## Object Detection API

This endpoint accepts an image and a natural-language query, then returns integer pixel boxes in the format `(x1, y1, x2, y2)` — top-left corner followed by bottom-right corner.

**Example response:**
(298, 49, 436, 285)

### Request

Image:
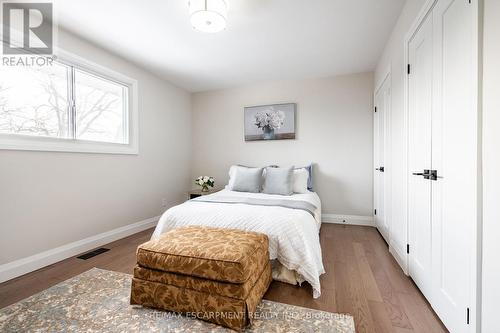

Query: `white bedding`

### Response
(152, 189, 325, 298)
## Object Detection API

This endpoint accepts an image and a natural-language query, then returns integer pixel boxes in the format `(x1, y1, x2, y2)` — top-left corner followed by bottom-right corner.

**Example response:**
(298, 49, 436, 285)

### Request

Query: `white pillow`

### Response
(293, 168, 309, 194)
(227, 165, 237, 189)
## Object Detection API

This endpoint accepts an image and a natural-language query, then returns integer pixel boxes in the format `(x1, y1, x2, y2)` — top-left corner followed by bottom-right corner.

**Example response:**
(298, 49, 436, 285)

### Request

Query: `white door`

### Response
(430, 0, 476, 331)
(407, 11, 434, 302)
(374, 75, 391, 242)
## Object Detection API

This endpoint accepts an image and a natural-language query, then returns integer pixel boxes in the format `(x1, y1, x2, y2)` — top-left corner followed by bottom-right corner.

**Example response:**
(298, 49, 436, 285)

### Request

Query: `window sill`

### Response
(0, 134, 138, 155)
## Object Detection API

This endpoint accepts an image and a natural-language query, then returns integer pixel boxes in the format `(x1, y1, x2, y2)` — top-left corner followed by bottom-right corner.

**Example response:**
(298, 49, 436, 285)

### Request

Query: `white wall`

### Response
(191, 73, 374, 216)
(0, 29, 192, 264)
(374, 0, 427, 265)
(481, 0, 500, 331)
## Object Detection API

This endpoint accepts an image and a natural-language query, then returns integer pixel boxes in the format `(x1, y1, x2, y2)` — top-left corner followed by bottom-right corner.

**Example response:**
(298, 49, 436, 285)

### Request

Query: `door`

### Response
(430, 0, 476, 331)
(407, 11, 434, 301)
(374, 75, 391, 242)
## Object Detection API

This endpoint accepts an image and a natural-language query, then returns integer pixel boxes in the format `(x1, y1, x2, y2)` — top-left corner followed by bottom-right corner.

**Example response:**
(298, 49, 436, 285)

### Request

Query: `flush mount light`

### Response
(188, 0, 227, 33)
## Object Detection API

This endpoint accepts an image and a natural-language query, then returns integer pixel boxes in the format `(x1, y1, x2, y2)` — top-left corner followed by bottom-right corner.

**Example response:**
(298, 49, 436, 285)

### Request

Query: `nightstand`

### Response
(188, 188, 220, 200)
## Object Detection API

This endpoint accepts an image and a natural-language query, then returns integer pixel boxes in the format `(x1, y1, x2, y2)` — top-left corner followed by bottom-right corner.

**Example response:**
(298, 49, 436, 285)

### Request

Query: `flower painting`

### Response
(244, 103, 296, 141)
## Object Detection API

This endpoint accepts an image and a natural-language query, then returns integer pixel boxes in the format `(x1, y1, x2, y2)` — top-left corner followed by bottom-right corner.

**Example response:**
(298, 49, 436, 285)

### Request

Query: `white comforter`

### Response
(152, 189, 325, 298)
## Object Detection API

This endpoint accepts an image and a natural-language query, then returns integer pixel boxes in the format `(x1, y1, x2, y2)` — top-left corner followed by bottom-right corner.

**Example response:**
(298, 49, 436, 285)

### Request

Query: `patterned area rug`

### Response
(0, 268, 354, 332)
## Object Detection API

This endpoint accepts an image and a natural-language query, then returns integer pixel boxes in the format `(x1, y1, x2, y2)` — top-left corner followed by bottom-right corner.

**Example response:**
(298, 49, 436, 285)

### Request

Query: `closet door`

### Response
(374, 75, 391, 242)
(430, 0, 476, 331)
(407, 12, 433, 301)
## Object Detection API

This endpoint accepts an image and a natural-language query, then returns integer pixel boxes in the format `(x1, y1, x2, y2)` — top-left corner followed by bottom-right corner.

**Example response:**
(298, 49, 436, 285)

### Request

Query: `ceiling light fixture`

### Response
(188, 0, 227, 33)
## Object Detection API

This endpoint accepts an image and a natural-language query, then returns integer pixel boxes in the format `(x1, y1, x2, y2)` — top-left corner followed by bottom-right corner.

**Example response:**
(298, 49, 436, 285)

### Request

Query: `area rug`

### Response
(0, 268, 354, 332)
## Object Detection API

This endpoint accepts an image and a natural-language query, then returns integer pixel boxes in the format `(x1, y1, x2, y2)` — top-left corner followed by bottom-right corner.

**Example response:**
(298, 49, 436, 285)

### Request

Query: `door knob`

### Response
(375, 167, 385, 172)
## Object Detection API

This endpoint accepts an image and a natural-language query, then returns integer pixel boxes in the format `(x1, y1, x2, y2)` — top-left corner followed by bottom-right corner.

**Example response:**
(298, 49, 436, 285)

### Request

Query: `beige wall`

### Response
(481, 0, 500, 331)
(0, 30, 192, 264)
(191, 72, 374, 216)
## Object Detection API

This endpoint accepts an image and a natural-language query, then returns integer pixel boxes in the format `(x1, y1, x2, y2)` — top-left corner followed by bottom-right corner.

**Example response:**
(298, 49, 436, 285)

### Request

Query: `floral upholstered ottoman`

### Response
(130, 226, 272, 331)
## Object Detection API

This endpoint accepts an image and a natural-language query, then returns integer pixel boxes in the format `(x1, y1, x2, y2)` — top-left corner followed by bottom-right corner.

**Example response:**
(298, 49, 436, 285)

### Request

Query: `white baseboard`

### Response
(389, 244, 409, 275)
(0, 216, 160, 283)
(322, 214, 375, 227)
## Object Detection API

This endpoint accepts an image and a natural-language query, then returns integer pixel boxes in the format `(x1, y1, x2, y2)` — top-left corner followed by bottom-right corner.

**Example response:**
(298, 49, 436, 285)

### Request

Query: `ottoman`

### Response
(130, 226, 272, 331)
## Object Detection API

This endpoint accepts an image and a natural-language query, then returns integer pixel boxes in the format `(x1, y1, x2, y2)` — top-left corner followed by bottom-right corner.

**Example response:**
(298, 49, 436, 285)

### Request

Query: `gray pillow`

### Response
(263, 166, 294, 195)
(230, 167, 263, 193)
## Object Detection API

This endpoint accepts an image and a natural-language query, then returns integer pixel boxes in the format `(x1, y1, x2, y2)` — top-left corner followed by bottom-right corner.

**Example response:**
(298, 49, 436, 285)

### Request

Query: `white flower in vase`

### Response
(254, 110, 269, 129)
(254, 106, 286, 139)
(194, 176, 215, 192)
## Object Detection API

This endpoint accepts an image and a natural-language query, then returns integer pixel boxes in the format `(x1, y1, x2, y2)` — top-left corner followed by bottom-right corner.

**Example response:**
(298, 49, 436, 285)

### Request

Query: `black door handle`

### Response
(375, 167, 385, 172)
(412, 169, 431, 179)
(429, 170, 443, 181)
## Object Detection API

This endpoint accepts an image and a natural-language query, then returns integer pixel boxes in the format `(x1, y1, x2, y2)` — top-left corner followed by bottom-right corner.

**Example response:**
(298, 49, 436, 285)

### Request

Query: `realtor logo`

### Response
(2, 2, 53, 54)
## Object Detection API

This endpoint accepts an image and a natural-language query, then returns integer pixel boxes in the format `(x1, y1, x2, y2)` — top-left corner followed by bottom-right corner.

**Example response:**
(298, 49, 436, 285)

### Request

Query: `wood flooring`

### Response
(0, 224, 448, 333)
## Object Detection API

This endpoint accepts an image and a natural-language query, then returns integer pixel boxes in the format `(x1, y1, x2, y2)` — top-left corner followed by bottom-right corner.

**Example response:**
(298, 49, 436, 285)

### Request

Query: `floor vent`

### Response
(77, 248, 110, 260)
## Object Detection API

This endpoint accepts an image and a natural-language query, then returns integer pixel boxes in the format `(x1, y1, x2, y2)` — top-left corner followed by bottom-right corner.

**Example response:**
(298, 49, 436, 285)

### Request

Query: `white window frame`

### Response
(0, 48, 139, 155)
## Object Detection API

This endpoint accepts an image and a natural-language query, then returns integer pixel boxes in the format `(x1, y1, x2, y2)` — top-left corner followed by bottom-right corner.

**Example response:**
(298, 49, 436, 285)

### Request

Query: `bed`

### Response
(151, 188, 325, 298)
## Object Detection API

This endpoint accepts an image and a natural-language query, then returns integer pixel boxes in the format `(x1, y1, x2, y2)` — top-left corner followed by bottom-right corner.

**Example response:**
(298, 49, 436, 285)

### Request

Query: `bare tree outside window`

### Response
(75, 69, 126, 144)
(0, 64, 69, 138)
(0, 62, 128, 144)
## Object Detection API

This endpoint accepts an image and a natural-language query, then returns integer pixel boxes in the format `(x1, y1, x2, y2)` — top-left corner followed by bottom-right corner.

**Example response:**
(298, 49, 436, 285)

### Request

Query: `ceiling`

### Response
(56, 0, 406, 92)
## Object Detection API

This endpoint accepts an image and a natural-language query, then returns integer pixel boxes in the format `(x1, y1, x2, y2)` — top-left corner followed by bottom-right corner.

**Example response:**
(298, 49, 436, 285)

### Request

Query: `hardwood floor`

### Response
(0, 224, 448, 333)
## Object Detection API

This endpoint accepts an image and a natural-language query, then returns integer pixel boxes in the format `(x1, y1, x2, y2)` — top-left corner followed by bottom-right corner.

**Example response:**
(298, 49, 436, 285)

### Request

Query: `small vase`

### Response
(262, 126, 276, 140)
(201, 185, 209, 192)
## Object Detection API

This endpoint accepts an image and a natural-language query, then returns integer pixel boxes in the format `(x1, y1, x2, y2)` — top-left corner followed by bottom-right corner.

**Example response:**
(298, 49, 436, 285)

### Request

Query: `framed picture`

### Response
(244, 103, 296, 141)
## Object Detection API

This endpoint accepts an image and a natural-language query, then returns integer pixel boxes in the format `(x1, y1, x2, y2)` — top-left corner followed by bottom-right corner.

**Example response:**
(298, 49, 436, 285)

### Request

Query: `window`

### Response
(0, 64, 70, 138)
(74, 69, 128, 144)
(0, 51, 138, 154)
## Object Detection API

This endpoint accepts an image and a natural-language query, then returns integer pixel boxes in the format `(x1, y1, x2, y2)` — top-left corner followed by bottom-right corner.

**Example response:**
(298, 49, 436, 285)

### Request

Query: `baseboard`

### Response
(322, 214, 375, 227)
(0, 216, 160, 283)
(389, 244, 409, 275)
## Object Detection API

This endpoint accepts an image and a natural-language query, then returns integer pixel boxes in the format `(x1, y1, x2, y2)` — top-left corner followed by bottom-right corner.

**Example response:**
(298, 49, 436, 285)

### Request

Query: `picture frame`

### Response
(244, 103, 296, 141)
